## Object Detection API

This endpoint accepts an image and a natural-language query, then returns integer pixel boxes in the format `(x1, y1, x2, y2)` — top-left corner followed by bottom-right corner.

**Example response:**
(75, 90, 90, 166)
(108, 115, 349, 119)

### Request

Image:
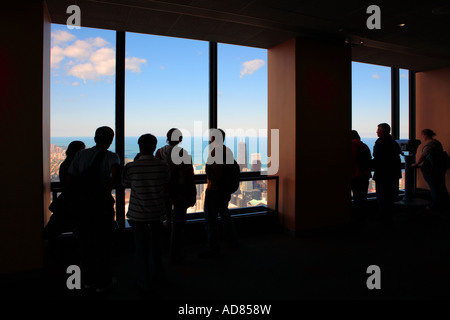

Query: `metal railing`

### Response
(50, 172, 279, 223)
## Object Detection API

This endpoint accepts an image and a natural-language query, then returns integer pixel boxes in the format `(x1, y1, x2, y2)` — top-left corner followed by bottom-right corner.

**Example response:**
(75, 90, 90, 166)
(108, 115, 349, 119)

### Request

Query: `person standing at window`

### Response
(372, 123, 402, 226)
(414, 129, 449, 213)
(155, 128, 196, 264)
(122, 134, 170, 292)
(200, 128, 239, 259)
(351, 130, 372, 226)
(68, 126, 120, 293)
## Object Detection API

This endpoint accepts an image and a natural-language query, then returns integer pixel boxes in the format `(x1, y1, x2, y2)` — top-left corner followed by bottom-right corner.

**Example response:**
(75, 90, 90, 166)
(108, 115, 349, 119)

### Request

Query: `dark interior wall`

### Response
(268, 38, 297, 231)
(268, 37, 352, 233)
(295, 38, 352, 231)
(0, 2, 51, 274)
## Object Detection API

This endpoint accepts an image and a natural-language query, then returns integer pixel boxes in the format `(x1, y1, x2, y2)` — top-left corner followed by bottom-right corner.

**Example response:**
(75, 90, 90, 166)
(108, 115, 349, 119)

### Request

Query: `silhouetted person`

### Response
(155, 128, 196, 264)
(372, 123, 401, 225)
(414, 129, 449, 213)
(351, 130, 372, 225)
(122, 134, 170, 292)
(68, 126, 120, 293)
(59, 140, 86, 188)
(200, 128, 238, 258)
(45, 140, 86, 239)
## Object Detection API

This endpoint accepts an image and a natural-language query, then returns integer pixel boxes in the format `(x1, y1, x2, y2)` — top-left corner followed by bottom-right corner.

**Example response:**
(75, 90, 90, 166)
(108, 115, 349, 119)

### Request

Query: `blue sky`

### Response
(51, 24, 408, 140)
(51, 24, 267, 138)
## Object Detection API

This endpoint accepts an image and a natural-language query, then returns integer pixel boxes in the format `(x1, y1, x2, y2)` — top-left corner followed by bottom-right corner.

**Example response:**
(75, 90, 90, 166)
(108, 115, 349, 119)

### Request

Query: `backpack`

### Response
(70, 149, 108, 202)
(156, 146, 197, 207)
(223, 160, 241, 194)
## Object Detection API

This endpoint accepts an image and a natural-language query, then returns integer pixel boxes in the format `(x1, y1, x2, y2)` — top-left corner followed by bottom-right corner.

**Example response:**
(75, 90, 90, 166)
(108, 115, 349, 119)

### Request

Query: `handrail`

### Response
(50, 172, 279, 219)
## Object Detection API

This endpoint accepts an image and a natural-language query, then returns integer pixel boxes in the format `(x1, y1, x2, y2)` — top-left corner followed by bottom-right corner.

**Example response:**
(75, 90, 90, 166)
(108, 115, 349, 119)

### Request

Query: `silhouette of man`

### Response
(68, 126, 120, 292)
(372, 123, 401, 225)
(200, 128, 238, 258)
(122, 133, 170, 291)
(155, 128, 196, 264)
(351, 130, 372, 225)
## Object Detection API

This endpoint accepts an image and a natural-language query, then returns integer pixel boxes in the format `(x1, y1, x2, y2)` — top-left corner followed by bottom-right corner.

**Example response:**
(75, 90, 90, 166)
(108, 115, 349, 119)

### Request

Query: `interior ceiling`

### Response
(46, 0, 450, 71)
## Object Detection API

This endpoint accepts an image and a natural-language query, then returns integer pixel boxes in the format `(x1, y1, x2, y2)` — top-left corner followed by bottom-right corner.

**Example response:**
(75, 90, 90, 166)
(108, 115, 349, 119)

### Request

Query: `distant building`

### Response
(237, 140, 247, 170)
(250, 153, 262, 171)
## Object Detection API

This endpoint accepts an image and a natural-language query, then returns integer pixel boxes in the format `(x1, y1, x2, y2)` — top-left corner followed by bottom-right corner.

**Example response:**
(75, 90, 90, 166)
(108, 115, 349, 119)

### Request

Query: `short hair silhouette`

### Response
(138, 134, 157, 154)
(377, 123, 391, 134)
(66, 141, 85, 158)
(167, 128, 182, 146)
(421, 128, 436, 138)
(351, 130, 361, 140)
(211, 128, 226, 144)
(95, 126, 115, 146)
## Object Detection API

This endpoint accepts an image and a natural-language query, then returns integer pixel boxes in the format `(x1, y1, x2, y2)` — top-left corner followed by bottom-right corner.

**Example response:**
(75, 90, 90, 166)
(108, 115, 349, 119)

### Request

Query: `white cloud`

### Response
(51, 32, 145, 82)
(91, 47, 116, 76)
(91, 37, 109, 47)
(240, 59, 265, 78)
(372, 72, 380, 79)
(125, 57, 147, 73)
(68, 62, 97, 80)
(64, 39, 93, 60)
(51, 30, 76, 45)
(51, 46, 65, 68)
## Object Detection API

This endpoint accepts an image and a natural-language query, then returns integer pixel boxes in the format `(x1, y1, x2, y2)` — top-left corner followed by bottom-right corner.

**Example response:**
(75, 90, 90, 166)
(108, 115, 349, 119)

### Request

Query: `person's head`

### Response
(66, 140, 85, 159)
(376, 123, 391, 137)
(421, 128, 436, 140)
(351, 130, 361, 140)
(138, 134, 157, 155)
(94, 126, 115, 148)
(210, 128, 226, 145)
(167, 128, 182, 147)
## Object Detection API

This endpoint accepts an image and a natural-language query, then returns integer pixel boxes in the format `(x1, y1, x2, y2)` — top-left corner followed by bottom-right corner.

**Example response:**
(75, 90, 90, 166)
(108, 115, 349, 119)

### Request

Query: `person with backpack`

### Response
(413, 129, 449, 213)
(200, 128, 240, 259)
(155, 128, 197, 264)
(67, 126, 120, 293)
(351, 130, 372, 225)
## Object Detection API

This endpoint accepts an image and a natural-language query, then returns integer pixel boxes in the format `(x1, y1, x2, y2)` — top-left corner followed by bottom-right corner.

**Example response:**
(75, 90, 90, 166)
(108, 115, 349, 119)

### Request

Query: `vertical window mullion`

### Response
(391, 67, 400, 140)
(209, 42, 218, 130)
(115, 30, 126, 229)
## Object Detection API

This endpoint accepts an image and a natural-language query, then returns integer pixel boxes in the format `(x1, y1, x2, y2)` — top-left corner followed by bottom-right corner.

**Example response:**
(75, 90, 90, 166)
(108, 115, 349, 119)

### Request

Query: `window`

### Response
(218, 43, 268, 209)
(399, 69, 409, 139)
(124, 32, 209, 214)
(218, 43, 268, 172)
(50, 24, 116, 182)
(50, 25, 272, 220)
(352, 62, 391, 193)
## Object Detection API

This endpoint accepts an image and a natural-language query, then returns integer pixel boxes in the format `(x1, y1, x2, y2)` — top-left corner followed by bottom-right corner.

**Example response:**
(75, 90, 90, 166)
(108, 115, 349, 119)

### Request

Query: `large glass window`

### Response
(124, 33, 209, 213)
(218, 43, 268, 209)
(50, 24, 116, 182)
(399, 69, 409, 139)
(218, 43, 267, 171)
(51, 25, 271, 217)
(352, 62, 392, 193)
